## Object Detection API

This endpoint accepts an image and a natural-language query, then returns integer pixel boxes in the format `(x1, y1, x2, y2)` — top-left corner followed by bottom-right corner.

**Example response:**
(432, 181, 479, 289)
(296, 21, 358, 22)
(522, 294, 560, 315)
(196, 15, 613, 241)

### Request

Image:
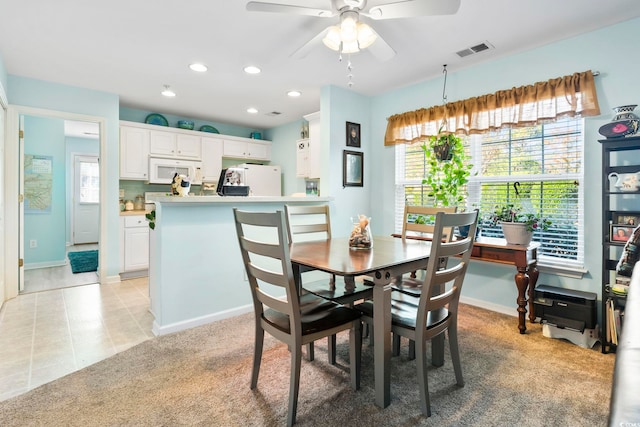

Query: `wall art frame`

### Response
(343, 150, 363, 187)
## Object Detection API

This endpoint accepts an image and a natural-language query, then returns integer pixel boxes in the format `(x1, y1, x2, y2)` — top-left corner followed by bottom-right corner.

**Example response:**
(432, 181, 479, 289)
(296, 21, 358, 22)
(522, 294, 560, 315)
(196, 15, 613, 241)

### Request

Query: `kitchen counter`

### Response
(145, 195, 331, 204)
(119, 210, 150, 216)
(147, 196, 333, 336)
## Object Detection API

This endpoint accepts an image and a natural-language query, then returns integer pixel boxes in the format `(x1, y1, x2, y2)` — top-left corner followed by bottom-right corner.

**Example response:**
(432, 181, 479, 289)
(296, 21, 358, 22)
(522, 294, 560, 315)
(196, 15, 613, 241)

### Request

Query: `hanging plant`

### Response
(422, 132, 471, 207)
(421, 65, 473, 207)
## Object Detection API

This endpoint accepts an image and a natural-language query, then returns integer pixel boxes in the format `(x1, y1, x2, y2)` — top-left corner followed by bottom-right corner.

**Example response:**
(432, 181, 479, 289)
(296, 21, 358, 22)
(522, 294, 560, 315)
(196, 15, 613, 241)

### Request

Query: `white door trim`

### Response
(5, 105, 108, 300)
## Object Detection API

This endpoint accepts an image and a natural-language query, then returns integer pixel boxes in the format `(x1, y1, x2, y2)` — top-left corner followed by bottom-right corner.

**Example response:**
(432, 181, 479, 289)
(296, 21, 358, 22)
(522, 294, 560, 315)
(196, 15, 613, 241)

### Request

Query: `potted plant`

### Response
(489, 203, 551, 245)
(421, 131, 472, 208)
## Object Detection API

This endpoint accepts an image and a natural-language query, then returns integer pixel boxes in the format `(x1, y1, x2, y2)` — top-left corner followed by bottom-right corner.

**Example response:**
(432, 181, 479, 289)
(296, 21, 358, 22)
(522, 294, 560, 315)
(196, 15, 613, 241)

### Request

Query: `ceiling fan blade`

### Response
(365, 0, 461, 20)
(246, 2, 335, 17)
(367, 29, 396, 61)
(290, 27, 331, 59)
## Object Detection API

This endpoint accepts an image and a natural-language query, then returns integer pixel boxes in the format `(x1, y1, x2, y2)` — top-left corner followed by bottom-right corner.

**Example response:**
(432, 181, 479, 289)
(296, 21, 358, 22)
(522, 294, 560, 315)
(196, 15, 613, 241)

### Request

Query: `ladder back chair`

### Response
(233, 208, 362, 426)
(356, 210, 479, 417)
(285, 204, 373, 363)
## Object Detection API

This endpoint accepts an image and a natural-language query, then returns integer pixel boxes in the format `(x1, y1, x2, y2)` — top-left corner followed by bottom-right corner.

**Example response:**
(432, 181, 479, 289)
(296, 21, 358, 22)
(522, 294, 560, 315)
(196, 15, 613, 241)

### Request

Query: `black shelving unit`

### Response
(601, 135, 640, 353)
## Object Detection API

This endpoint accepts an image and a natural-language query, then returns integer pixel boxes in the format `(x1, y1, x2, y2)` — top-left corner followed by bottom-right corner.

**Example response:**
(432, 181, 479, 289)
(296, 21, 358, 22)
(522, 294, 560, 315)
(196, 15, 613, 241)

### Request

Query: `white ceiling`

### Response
(2, 0, 640, 130)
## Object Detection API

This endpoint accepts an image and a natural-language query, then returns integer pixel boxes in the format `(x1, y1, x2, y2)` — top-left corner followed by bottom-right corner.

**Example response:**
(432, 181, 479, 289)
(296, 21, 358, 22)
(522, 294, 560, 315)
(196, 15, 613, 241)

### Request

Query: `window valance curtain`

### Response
(384, 70, 600, 146)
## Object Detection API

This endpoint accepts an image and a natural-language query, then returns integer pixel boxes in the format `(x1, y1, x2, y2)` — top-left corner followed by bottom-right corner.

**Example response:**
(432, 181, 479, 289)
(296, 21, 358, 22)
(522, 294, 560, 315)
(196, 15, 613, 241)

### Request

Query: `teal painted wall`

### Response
(7, 75, 121, 278)
(23, 116, 66, 265)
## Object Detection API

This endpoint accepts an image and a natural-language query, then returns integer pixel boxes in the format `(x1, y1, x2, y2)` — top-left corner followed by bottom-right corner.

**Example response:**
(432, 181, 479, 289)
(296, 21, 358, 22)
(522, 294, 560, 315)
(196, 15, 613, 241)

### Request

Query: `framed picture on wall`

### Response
(346, 121, 361, 147)
(343, 150, 363, 187)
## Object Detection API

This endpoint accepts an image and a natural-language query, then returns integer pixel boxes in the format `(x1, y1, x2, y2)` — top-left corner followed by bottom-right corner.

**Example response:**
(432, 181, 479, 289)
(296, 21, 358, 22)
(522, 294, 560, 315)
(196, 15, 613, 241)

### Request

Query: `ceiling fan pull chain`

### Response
(347, 56, 354, 87)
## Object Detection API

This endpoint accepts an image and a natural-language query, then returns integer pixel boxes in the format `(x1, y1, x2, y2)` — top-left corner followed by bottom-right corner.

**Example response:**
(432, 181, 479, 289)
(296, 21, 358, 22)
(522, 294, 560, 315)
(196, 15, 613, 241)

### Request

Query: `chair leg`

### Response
(408, 339, 416, 360)
(328, 334, 337, 365)
(448, 322, 464, 386)
(288, 343, 303, 427)
(251, 326, 264, 389)
(349, 320, 362, 390)
(415, 336, 432, 417)
(306, 342, 314, 361)
(392, 333, 400, 356)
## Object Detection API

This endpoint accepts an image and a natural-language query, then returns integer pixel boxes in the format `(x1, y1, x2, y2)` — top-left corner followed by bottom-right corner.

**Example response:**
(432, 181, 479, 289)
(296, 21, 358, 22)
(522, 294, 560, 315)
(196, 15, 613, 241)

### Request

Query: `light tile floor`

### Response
(0, 278, 153, 402)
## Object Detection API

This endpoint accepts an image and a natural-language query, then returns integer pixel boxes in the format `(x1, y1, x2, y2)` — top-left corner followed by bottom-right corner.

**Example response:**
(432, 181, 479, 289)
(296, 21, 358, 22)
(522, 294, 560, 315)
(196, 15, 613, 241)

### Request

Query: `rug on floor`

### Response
(68, 250, 98, 273)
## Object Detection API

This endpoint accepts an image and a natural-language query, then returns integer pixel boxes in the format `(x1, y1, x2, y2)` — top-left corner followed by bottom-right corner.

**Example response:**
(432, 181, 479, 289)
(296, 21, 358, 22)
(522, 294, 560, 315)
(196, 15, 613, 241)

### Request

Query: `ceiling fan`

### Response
(246, 0, 461, 61)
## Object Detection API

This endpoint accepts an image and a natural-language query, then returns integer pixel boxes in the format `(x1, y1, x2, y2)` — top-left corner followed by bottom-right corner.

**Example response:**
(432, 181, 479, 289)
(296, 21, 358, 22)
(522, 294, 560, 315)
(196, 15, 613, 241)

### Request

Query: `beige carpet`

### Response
(0, 304, 614, 426)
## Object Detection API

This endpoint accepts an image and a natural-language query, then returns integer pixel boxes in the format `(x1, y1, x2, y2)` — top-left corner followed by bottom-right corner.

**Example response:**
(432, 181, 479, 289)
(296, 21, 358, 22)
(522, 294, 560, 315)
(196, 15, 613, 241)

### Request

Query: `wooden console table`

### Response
(392, 234, 540, 334)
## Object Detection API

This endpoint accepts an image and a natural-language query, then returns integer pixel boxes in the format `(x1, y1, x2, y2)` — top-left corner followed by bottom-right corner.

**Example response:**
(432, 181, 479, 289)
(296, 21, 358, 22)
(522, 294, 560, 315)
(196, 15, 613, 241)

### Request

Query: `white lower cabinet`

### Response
(120, 215, 149, 274)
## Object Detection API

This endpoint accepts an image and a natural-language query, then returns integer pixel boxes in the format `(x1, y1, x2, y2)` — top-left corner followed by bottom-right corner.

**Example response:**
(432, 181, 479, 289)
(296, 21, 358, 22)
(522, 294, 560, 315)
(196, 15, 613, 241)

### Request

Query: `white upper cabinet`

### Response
(296, 139, 309, 178)
(304, 111, 321, 179)
(201, 137, 223, 182)
(222, 139, 271, 160)
(120, 126, 149, 180)
(149, 130, 201, 159)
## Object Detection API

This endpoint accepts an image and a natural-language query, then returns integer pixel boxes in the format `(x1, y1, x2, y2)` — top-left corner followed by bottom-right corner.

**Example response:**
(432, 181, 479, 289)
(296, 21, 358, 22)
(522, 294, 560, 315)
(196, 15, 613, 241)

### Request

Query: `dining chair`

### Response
(356, 210, 478, 417)
(392, 205, 457, 293)
(285, 204, 373, 363)
(233, 208, 362, 427)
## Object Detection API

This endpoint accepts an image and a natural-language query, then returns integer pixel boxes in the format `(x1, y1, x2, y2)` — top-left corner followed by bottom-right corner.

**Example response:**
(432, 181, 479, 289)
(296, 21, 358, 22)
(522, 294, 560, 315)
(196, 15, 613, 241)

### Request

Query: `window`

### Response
(395, 117, 584, 269)
(79, 160, 100, 203)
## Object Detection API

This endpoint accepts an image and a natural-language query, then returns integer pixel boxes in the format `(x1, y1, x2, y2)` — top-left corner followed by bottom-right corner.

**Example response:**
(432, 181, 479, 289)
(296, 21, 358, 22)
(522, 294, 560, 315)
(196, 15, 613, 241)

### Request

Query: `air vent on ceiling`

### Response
(456, 41, 494, 58)
(265, 111, 282, 116)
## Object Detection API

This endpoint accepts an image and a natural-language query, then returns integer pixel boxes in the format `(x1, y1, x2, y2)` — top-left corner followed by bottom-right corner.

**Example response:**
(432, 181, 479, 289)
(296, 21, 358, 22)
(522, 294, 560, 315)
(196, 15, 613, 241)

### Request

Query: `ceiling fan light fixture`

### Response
(356, 22, 376, 49)
(322, 26, 342, 51)
(341, 39, 360, 54)
(339, 12, 359, 43)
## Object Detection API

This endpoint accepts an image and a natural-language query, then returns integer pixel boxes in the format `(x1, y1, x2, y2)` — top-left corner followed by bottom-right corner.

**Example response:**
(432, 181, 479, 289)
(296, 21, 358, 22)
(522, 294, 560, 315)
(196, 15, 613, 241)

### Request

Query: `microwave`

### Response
(148, 157, 203, 185)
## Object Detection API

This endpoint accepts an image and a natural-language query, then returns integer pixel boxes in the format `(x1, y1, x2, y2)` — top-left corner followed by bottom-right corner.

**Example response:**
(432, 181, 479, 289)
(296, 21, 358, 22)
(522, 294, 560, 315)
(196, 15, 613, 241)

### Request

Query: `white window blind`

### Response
(396, 117, 584, 268)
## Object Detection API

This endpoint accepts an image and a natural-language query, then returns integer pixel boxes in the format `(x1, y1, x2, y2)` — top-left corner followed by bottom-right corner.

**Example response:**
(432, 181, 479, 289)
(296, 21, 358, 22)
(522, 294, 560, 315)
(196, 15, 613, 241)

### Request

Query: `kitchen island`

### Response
(145, 195, 332, 335)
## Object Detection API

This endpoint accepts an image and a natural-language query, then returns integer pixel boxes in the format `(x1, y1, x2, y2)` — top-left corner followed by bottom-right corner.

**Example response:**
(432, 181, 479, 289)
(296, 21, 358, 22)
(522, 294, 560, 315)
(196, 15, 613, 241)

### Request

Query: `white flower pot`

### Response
(500, 222, 533, 245)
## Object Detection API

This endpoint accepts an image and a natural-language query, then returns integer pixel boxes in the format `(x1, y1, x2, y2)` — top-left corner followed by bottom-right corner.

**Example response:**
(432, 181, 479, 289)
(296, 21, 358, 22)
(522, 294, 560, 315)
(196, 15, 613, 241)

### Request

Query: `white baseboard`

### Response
(460, 296, 518, 318)
(152, 304, 254, 336)
(24, 260, 66, 270)
(102, 275, 122, 285)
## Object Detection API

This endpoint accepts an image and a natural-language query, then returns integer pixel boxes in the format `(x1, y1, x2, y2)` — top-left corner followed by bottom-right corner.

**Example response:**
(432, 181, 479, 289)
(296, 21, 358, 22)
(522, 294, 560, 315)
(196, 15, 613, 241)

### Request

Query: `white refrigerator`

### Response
(234, 163, 282, 196)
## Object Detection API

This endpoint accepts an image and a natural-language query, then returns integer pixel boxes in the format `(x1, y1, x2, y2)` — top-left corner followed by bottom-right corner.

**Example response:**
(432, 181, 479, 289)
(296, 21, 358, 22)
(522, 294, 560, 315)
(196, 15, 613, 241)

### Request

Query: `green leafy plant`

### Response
(421, 132, 472, 207)
(489, 204, 551, 232)
(145, 210, 156, 230)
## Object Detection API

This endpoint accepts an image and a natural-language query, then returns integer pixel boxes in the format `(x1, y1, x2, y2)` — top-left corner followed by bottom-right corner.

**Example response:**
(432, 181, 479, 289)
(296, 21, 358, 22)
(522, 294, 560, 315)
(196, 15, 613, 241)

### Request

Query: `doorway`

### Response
(21, 117, 101, 293)
(3, 107, 106, 299)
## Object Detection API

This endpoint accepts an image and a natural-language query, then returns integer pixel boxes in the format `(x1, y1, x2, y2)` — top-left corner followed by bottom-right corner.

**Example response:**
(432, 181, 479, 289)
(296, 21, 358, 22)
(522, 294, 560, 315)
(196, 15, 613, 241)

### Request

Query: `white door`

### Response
(73, 155, 99, 244)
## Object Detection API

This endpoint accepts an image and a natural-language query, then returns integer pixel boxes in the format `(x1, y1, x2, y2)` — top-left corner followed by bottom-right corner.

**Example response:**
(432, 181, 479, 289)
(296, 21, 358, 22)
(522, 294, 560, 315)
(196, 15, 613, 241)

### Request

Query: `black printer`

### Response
(533, 284, 597, 332)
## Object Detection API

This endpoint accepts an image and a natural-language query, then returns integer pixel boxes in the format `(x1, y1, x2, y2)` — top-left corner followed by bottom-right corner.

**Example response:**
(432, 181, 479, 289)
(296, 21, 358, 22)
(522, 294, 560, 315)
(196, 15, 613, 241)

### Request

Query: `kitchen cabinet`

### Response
(119, 126, 149, 180)
(296, 139, 309, 178)
(120, 214, 149, 274)
(149, 130, 201, 159)
(223, 139, 271, 160)
(201, 137, 223, 182)
(304, 111, 321, 179)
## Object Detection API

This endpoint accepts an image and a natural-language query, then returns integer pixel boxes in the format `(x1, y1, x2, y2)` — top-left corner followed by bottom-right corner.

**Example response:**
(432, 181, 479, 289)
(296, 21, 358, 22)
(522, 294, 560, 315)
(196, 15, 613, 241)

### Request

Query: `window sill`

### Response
(537, 262, 587, 279)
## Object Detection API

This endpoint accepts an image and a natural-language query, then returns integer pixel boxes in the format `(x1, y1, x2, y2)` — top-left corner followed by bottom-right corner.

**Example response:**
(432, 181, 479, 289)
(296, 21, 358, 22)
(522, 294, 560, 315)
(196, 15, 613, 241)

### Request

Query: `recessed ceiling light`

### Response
(287, 90, 302, 97)
(189, 63, 208, 72)
(161, 85, 176, 97)
(244, 66, 261, 75)
(247, 107, 258, 114)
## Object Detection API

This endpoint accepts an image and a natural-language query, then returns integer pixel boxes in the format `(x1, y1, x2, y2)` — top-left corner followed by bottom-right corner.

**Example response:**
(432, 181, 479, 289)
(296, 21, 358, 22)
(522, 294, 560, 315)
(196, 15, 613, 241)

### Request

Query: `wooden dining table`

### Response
(290, 235, 434, 409)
